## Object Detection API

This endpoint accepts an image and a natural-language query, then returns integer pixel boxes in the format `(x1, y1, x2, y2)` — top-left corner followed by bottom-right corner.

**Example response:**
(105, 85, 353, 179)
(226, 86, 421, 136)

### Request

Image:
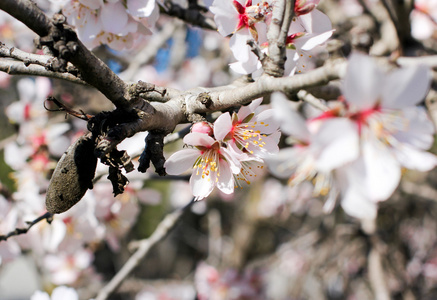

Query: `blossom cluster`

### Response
(164, 99, 280, 200)
(268, 53, 437, 220)
(0, 77, 161, 290)
(210, 0, 333, 75)
(57, 0, 159, 50)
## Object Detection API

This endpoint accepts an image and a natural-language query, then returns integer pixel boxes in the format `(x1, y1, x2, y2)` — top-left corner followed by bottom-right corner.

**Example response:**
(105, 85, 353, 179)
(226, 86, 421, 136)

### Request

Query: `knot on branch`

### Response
(138, 132, 166, 176)
(129, 81, 167, 99)
(35, 13, 79, 73)
(196, 92, 212, 108)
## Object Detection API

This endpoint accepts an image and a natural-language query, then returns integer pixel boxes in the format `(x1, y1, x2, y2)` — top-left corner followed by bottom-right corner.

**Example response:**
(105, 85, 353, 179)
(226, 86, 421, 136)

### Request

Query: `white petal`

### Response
(394, 144, 437, 172)
(343, 53, 383, 110)
(297, 31, 333, 51)
(30, 291, 50, 300)
(382, 65, 431, 109)
(271, 93, 311, 142)
(216, 160, 235, 194)
(213, 112, 233, 141)
(230, 27, 252, 62)
(298, 9, 332, 33)
(51, 286, 79, 300)
(361, 140, 401, 202)
(237, 98, 262, 121)
(127, 0, 155, 18)
(267, 147, 306, 178)
(164, 149, 199, 175)
(100, 2, 128, 34)
(190, 170, 215, 200)
(210, 0, 238, 36)
(313, 118, 360, 172)
(335, 167, 378, 220)
(221, 147, 242, 174)
(340, 187, 378, 220)
(229, 57, 261, 75)
(252, 109, 281, 134)
(392, 107, 435, 149)
(183, 132, 215, 147)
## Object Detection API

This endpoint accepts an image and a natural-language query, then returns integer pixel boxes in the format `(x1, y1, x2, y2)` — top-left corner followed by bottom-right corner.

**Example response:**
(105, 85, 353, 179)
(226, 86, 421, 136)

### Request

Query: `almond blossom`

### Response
(282, 9, 333, 76)
(327, 53, 437, 219)
(164, 132, 241, 200)
(210, 0, 272, 74)
(213, 98, 280, 157)
(268, 54, 437, 220)
(227, 2, 333, 75)
(61, 0, 159, 50)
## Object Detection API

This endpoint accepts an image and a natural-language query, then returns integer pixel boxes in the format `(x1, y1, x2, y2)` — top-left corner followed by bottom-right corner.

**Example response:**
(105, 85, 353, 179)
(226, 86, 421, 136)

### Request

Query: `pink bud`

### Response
(191, 122, 214, 136)
(295, 0, 320, 16)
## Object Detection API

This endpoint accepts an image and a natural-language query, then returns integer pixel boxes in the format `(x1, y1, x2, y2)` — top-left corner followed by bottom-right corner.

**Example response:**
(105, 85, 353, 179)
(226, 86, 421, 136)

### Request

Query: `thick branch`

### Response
(264, 0, 295, 77)
(0, 0, 130, 109)
(161, 1, 217, 31)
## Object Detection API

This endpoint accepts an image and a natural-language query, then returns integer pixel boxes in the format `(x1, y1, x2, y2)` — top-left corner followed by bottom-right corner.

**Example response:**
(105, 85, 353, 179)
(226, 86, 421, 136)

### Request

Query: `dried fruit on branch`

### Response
(45, 133, 97, 214)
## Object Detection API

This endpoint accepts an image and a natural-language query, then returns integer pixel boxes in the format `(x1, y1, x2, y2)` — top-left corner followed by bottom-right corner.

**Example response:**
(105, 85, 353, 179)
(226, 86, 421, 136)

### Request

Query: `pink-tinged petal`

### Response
(213, 113, 233, 141)
(252, 109, 281, 134)
(210, 0, 239, 36)
(183, 132, 216, 147)
(100, 2, 128, 34)
(343, 53, 384, 110)
(190, 170, 215, 200)
(381, 65, 431, 109)
(237, 98, 262, 121)
(394, 144, 437, 172)
(164, 149, 200, 175)
(391, 107, 435, 149)
(298, 9, 332, 33)
(361, 140, 401, 202)
(312, 118, 360, 172)
(216, 160, 235, 194)
(271, 93, 311, 143)
(221, 147, 242, 173)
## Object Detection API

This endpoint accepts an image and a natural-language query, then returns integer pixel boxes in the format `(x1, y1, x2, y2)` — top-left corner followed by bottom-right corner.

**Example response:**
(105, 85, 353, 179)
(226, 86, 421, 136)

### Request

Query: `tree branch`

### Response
(95, 199, 194, 300)
(161, 1, 217, 31)
(264, 0, 295, 77)
(0, 58, 86, 84)
(0, 212, 53, 242)
(0, 0, 131, 109)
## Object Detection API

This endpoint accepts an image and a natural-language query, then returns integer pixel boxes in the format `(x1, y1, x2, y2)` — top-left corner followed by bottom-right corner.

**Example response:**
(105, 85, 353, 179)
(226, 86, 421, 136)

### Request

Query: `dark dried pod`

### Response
(46, 133, 97, 214)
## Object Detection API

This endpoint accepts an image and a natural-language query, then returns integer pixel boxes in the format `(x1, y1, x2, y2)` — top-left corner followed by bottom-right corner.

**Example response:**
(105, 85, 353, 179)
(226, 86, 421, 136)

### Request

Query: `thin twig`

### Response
(297, 90, 329, 111)
(0, 212, 53, 242)
(95, 199, 195, 300)
(0, 58, 86, 84)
